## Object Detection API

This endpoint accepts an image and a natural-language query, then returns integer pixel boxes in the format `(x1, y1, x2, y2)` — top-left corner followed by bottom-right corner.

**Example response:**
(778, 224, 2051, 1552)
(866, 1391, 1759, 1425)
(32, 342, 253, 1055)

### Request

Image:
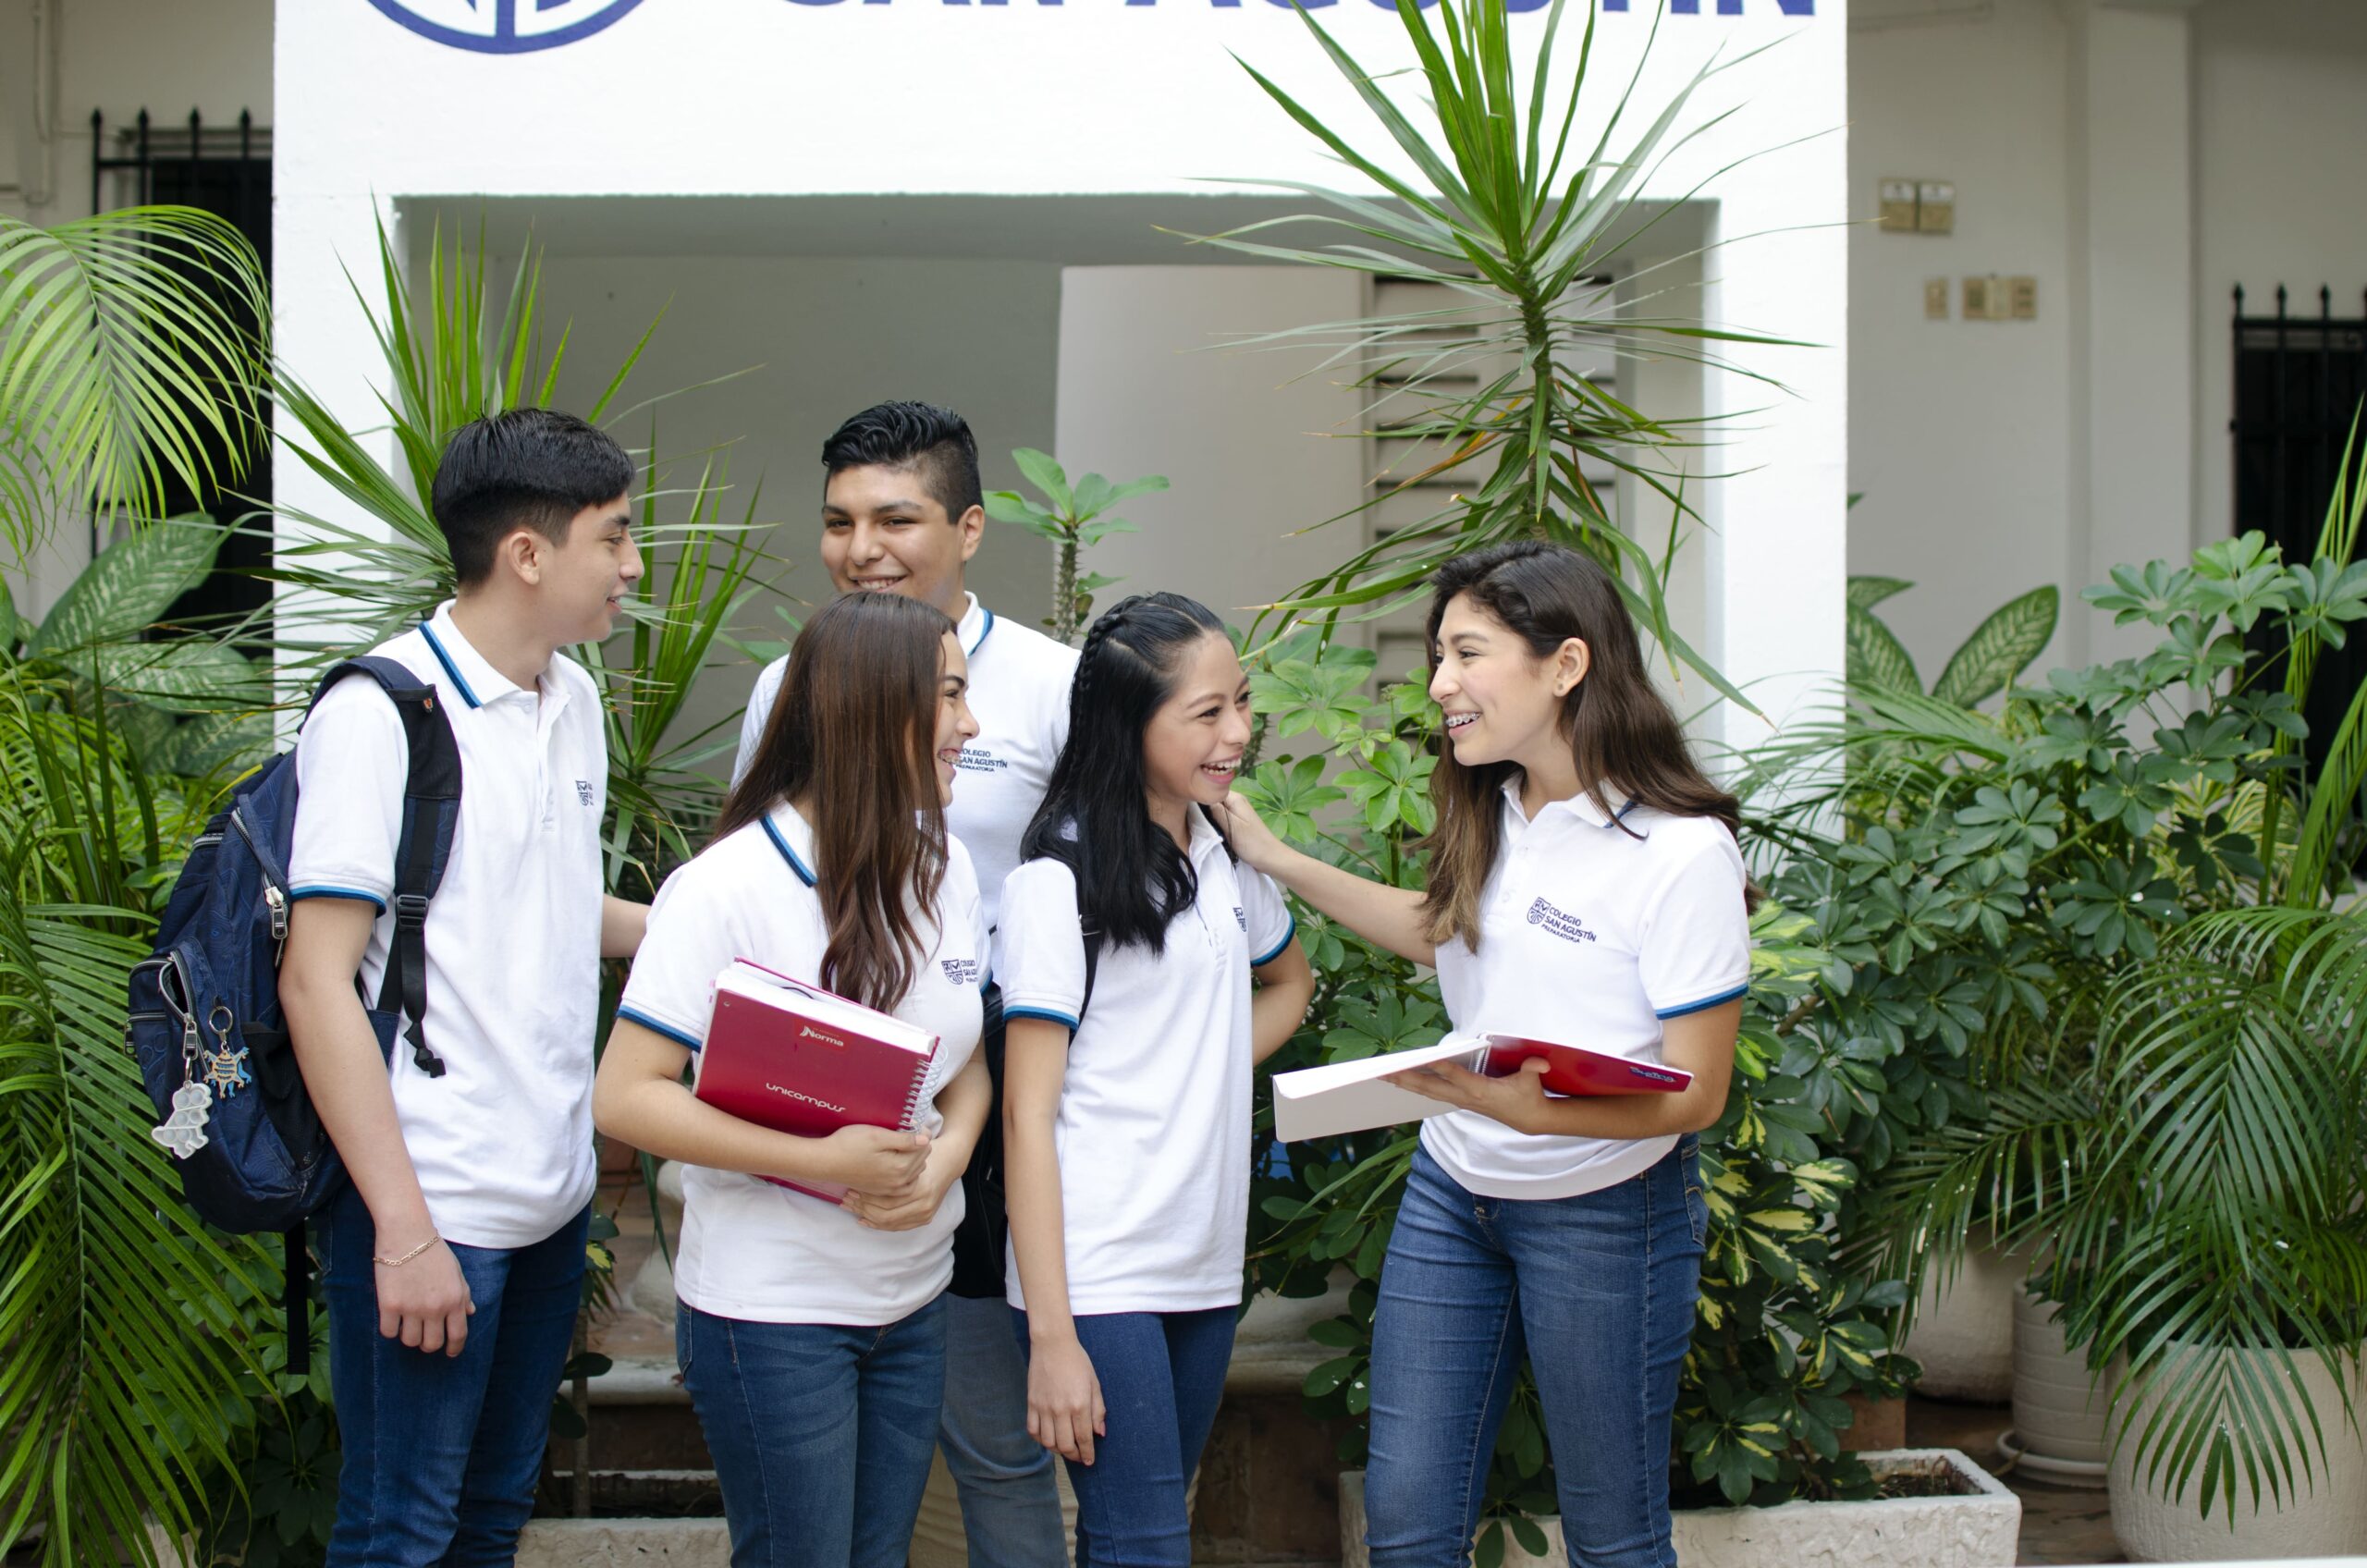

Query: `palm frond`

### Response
(0, 207, 266, 562)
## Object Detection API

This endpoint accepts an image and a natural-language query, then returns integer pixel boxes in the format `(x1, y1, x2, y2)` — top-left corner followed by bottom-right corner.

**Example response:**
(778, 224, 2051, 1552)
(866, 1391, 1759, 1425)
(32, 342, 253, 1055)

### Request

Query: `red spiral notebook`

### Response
(691, 958, 938, 1203)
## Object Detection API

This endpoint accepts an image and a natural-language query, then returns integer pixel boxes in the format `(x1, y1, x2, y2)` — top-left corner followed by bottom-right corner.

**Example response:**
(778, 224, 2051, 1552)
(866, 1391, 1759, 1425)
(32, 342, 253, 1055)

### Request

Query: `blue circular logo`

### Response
(366, 0, 647, 55)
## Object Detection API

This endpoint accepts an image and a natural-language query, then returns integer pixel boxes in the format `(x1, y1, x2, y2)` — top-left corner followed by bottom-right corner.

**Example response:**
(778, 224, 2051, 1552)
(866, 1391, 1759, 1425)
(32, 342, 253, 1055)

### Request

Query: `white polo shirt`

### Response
(1424, 781, 1750, 1201)
(615, 803, 987, 1326)
(288, 601, 607, 1249)
(993, 812, 1296, 1316)
(736, 593, 1075, 930)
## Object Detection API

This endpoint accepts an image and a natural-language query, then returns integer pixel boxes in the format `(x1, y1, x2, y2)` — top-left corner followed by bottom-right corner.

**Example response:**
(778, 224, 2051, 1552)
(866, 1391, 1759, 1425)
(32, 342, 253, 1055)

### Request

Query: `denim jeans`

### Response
(1013, 1305, 1236, 1568)
(320, 1182, 590, 1568)
(939, 1292, 1066, 1567)
(679, 1294, 949, 1568)
(1363, 1137, 1705, 1568)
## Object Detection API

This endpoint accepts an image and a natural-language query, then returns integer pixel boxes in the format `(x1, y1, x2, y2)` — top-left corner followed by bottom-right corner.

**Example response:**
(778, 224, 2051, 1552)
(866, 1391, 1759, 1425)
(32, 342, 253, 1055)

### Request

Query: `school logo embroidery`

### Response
(1526, 897, 1598, 944)
(575, 779, 595, 806)
(364, 0, 645, 55)
(941, 957, 981, 986)
(1233, 906, 1248, 932)
(955, 746, 1008, 775)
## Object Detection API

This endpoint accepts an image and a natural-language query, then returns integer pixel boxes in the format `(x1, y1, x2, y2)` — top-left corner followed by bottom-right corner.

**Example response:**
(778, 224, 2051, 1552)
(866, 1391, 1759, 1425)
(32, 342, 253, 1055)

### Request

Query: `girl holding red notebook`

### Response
(594, 592, 992, 1567)
(1220, 543, 1752, 1568)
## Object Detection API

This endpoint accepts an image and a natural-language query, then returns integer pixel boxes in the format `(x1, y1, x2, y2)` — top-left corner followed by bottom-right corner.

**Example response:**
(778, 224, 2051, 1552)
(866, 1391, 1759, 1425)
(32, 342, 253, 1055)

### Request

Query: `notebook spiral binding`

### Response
(896, 1050, 934, 1131)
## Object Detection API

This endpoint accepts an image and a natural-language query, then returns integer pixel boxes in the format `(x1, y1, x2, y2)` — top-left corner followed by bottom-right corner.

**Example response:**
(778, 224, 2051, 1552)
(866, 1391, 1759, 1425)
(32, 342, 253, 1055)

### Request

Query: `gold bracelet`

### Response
(373, 1234, 441, 1268)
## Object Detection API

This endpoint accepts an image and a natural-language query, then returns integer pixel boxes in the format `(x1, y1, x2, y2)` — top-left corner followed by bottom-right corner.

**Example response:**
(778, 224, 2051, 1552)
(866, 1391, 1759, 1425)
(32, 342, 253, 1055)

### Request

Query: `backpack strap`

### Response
(307, 655, 465, 1079)
(1076, 925, 1105, 1028)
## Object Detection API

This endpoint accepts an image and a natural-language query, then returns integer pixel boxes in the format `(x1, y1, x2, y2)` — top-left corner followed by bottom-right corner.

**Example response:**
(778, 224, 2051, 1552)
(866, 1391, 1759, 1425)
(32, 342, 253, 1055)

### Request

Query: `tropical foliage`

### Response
(1748, 428, 2367, 1521)
(1189, 0, 1794, 718)
(984, 449, 1166, 647)
(1, 204, 274, 1568)
(1847, 575, 2060, 709)
(0, 207, 267, 558)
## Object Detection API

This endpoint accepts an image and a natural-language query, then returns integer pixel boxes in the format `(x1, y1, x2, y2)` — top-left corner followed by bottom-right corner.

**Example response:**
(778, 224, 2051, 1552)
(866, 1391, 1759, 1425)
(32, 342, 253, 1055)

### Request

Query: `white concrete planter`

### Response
(2003, 1283, 2107, 1485)
(2107, 1344, 2367, 1562)
(1338, 1449, 2021, 1568)
(1901, 1235, 2022, 1403)
(623, 1158, 688, 1327)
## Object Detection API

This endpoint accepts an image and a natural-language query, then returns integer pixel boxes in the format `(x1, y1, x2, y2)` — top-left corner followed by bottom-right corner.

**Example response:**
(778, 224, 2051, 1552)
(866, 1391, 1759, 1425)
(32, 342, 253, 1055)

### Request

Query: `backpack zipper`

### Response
(227, 811, 289, 942)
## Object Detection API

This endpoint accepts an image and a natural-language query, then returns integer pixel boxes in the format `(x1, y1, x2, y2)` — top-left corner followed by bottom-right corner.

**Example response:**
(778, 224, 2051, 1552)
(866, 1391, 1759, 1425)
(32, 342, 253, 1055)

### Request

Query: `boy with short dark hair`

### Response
(283, 407, 651, 1567)
(735, 400, 1074, 1564)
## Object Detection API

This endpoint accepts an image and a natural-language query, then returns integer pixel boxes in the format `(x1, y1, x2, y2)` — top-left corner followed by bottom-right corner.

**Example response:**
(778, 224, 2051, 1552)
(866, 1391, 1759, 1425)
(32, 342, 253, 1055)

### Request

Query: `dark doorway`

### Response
(2229, 284, 2367, 809)
(91, 109, 272, 641)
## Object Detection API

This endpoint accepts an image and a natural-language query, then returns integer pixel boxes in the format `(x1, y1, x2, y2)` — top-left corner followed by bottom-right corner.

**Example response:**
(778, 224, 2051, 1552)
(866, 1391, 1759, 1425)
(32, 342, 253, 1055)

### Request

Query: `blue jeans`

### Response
(1013, 1306, 1236, 1568)
(939, 1292, 1065, 1567)
(1364, 1138, 1705, 1568)
(321, 1182, 590, 1568)
(679, 1295, 949, 1568)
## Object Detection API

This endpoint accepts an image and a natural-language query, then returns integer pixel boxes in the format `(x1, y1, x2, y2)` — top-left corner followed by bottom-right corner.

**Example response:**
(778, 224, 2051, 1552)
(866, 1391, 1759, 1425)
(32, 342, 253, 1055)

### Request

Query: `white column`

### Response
(2067, 0, 2198, 665)
(1699, 68, 1853, 767)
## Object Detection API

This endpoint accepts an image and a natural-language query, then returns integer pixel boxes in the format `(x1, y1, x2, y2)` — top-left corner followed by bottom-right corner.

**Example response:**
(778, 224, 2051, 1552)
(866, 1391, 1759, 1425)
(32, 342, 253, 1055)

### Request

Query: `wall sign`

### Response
(366, 0, 647, 53)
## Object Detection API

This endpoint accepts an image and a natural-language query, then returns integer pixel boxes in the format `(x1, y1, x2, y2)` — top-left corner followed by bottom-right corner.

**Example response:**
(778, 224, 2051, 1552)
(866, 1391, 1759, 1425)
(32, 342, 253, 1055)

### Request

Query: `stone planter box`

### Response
(1339, 1449, 2020, 1568)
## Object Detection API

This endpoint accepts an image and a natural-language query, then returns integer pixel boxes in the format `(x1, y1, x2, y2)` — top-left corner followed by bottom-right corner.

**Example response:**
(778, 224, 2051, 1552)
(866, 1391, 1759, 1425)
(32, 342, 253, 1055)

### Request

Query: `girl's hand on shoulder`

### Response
(1386, 1055, 1551, 1134)
(1218, 790, 1292, 875)
(1026, 1334, 1107, 1465)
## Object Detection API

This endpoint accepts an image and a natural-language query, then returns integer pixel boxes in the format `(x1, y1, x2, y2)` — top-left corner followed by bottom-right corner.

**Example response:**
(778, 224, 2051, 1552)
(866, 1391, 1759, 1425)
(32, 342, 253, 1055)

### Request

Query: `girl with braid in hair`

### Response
(995, 594, 1314, 1566)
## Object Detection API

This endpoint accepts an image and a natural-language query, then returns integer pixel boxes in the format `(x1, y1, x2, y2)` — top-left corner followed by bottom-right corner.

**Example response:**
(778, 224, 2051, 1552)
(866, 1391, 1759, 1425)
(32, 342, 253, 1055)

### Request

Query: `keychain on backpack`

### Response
(202, 1004, 252, 1100)
(149, 1001, 217, 1160)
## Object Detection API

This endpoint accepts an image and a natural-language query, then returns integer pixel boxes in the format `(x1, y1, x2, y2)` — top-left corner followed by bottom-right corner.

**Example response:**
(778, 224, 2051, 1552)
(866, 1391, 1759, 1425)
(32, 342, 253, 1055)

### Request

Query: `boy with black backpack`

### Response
(281, 409, 650, 1566)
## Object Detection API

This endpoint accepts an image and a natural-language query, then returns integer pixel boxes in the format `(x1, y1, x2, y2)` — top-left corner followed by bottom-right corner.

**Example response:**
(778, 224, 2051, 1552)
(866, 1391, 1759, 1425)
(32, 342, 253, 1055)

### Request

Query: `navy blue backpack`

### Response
(129, 656, 461, 1371)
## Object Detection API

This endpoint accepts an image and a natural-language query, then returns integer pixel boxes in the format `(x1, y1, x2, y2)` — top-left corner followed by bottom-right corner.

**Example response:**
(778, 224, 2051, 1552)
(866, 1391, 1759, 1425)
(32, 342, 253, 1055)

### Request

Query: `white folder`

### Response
(1270, 1039, 1487, 1143)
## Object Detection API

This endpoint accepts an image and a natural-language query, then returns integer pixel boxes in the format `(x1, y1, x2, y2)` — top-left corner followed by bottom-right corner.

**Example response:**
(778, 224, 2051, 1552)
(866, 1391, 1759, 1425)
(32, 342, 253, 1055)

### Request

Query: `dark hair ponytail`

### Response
(1022, 593, 1232, 954)
(1417, 541, 1745, 949)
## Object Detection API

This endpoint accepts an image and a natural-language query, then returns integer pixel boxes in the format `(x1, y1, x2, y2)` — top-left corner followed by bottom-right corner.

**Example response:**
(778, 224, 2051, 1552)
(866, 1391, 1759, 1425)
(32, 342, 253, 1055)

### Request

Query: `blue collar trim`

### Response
(761, 815, 818, 887)
(417, 620, 483, 709)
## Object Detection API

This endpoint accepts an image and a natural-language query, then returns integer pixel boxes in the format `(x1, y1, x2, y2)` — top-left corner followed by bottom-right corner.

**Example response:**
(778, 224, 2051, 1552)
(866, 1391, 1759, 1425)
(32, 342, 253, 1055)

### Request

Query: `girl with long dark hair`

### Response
(1220, 542, 1750, 1568)
(997, 593, 1315, 1566)
(593, 592, 992, 1567)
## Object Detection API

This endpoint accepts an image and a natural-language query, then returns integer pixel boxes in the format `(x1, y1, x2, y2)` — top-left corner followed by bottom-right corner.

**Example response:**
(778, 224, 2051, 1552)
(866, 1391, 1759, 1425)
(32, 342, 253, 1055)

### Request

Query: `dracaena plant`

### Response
(1184, 0, 1803, 718)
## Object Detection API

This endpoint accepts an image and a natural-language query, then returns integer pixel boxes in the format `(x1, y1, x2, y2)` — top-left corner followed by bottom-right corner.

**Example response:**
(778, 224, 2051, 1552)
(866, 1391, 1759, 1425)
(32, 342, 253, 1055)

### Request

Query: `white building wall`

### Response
(1052, 266, 1367, 644)
(1848, 0, 2367, 683)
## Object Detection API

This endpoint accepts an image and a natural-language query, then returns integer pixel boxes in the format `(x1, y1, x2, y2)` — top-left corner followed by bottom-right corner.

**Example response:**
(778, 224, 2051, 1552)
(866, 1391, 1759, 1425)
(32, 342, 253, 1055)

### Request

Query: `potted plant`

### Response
(1812, 443, 2367, 1555)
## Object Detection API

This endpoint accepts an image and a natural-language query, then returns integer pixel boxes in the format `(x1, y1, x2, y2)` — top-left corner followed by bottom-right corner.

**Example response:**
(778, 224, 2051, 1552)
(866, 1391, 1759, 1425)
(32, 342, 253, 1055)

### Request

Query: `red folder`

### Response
(1480, 1033, 1693, 1096)
(691, 959, 938, 1203)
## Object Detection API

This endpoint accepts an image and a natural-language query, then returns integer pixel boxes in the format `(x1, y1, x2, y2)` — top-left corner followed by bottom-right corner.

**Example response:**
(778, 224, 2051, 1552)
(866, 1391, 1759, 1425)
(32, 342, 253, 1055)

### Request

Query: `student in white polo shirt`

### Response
(732, 401, 1076, 1566)
(280, 409, 652, 1568)
(1219, 542, 1751, 1568)
(595, 591, 992, 1567)
(997, 593, 1315, 1568)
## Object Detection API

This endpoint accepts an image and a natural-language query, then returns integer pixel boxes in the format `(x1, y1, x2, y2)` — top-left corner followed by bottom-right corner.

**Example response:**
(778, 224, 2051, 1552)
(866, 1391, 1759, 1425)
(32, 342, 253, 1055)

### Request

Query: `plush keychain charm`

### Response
(151, 1082, 214, 1159)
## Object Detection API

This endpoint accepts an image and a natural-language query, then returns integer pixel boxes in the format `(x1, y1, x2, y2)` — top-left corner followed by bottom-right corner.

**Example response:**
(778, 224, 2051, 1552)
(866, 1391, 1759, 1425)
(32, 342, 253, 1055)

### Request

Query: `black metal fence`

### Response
(2229, 284, 2367, 796)
(91, 108, 273, 636)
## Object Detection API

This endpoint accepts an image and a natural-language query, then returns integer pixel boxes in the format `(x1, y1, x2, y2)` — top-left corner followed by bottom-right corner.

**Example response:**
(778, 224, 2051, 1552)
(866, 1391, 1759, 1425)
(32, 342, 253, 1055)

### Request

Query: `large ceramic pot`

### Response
(1900, 1232, 2022, 1403)
(2106, 1342, 2367, 1562)
(2000, 1283, 2106, 1486)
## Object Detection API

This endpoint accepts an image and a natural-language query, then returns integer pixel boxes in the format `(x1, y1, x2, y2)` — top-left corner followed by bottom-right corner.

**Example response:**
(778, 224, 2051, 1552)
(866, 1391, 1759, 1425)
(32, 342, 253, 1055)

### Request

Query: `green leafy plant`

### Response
(1755, 424, 2367, 1523)
(1846, 575, 2060, 707)
(1186, 0, 1797, 717)
(0, 207, 266, 557)
(983, 448, 1166, 646)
